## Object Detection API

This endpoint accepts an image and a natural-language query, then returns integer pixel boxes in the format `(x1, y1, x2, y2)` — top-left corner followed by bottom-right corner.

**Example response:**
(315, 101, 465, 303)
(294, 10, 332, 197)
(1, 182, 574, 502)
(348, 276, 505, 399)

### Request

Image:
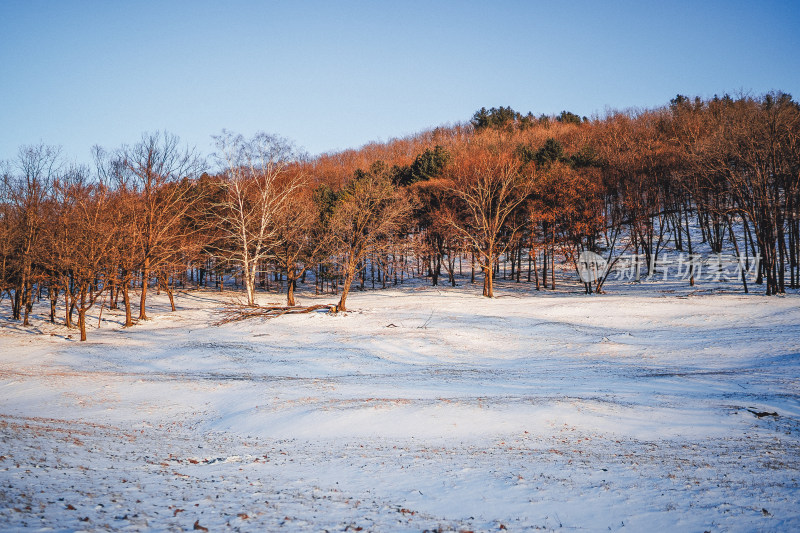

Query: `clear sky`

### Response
(1, 0, 798, 164)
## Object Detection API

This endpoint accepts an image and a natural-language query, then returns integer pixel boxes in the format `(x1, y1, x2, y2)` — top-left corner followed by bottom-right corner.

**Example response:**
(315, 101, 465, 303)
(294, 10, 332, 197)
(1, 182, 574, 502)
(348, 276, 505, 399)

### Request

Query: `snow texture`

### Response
(1, 280, 799, 532)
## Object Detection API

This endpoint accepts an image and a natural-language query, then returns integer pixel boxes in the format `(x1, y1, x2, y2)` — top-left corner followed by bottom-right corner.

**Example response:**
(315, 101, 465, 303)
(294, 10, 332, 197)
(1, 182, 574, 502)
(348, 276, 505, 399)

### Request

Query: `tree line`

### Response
(2, 92, 799, 340)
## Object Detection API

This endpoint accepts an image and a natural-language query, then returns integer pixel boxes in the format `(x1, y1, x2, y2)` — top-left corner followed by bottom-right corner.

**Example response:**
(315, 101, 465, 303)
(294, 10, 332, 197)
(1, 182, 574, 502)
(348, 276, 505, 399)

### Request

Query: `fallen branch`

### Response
(215, 302, 338, 325)
(746, 408, 778, 418)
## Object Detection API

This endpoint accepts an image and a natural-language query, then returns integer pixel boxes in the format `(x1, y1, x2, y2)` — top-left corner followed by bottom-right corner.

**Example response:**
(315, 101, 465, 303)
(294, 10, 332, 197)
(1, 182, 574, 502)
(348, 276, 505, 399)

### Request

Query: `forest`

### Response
(2, 92, 799, 340)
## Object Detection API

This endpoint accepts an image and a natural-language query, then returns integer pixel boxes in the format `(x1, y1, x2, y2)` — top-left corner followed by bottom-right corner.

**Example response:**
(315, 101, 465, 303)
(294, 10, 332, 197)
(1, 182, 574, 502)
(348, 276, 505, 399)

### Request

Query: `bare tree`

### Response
(211, 131, 304, 306)
(0, 161, 17, 308)
(442, 146, 534, 297)
(121, 132, 203, 320)
(330, 162, 410, 311)
(94, 147, 139, 326)
(60, 171, 117, 340)
(272, 180, 329, 306)
(40, 165, 84, 327)
(3, 145, 60, 323)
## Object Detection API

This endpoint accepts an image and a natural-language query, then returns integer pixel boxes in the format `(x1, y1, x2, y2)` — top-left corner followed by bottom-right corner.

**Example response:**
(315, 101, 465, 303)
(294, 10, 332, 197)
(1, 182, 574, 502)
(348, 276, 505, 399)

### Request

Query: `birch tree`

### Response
(212, 131, 304, 306)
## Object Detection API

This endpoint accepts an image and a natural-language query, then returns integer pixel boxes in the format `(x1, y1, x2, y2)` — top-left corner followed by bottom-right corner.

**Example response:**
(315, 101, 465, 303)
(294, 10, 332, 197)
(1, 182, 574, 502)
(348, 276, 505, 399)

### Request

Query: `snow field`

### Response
(0, 281, 798, 531)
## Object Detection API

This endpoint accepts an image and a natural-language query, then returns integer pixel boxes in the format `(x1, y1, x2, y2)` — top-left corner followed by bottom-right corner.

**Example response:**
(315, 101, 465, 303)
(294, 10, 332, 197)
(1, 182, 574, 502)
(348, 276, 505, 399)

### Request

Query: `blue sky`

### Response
(1, 0, 798, 164)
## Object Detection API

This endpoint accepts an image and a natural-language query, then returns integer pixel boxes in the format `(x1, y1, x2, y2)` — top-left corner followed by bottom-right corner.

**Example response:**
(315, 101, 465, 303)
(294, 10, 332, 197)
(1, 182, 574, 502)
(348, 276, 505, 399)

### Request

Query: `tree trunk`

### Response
(286, 269, 297, 306)
(139, 256, 150, 320)
(338, 262, 357, 311)
(109, 278, 117, 310)
(64, 289, 72, 328)
(728, 217, 748, 294)
(470, 251, 475, 284)
(244, 261, 257, 305)
(49, 285, 58, 323)
(78, 287, 87, 341)
(541, 249, 548, 289)
(483, 266, 494, 297)
(12, 286, 22, 320)
(483, 252, 495, 297)
(162, 276, 176, 312)
(431, 254, 440, 286)
(23, 280, 32, 326)
(122, 278, 133, 327)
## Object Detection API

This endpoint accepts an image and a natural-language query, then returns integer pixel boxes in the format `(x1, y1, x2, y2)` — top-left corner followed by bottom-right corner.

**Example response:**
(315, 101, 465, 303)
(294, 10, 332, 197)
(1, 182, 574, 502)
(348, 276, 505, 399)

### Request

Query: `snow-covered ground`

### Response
(1, 280, 799, 532)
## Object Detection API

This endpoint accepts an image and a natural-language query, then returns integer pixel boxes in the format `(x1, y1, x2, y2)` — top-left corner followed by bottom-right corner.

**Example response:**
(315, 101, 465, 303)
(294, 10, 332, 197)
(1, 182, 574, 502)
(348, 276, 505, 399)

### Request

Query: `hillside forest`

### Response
(2, 92, 799, 340)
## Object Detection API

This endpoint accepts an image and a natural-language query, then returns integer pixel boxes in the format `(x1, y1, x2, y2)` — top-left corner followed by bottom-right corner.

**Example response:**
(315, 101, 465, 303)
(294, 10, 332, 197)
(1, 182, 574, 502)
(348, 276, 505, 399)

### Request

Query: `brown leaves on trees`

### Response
(329, 164, 411, 311)
(120, 132, 204, 319)
(441, 143, 535, 297)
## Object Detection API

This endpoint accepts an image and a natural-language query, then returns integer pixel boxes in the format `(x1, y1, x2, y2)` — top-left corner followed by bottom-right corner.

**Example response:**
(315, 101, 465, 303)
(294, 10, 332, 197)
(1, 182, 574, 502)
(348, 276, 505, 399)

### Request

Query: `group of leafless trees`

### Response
(2, 92, 799, 339)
